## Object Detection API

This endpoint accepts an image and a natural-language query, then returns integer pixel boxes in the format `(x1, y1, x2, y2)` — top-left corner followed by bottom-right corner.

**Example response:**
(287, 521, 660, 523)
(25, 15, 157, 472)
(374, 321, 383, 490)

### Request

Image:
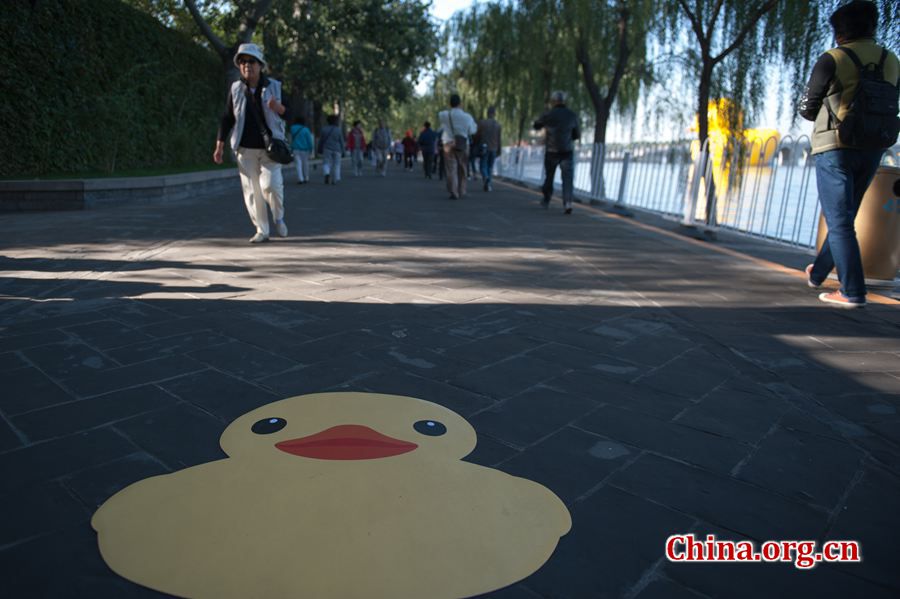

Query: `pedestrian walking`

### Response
(318, 114, 345, 185)
(434, 127, 445, 179)
(372, 120, 392, 176)
(467, 132, 480, 181)
(438, 94, 477, 199)
(402, 130, 418, 170)
(799, 0, 899, 308)
(477, 107, 502, 191)
(534, 91, 580, 214)
(393, 139, 404, 165)
(290, 116, 313, 184)
(214, 43, 290, 243)
(346, 120, 367, 176)
(417, 121, 438, 179)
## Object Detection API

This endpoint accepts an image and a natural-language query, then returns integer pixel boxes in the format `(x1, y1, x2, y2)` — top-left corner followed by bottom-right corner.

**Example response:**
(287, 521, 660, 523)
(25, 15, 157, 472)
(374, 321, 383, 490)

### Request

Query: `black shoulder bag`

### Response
(449, 111, 468, 153)
(248, 87, 294, 164)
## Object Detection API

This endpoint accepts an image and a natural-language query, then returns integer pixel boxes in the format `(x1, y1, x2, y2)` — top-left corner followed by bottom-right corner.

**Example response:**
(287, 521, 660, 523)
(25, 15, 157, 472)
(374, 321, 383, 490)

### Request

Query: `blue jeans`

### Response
(480, 149, 497, 184)
(811, 148, 883, 300)
(543, 151, 574, 207)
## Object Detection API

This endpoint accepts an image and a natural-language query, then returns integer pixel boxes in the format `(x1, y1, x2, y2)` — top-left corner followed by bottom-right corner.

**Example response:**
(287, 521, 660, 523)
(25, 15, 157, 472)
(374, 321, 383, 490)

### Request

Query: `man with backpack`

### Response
(799, 0, 899, 308)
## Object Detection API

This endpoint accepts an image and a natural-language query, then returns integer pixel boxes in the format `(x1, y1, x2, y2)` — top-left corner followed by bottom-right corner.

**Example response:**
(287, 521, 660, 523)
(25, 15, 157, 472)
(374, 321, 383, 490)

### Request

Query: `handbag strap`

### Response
(246, 84, 273, 141)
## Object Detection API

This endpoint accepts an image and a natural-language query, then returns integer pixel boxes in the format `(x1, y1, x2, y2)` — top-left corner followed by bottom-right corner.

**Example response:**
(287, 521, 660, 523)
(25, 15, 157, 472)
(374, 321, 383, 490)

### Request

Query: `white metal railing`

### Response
(496, 137, 899, 249)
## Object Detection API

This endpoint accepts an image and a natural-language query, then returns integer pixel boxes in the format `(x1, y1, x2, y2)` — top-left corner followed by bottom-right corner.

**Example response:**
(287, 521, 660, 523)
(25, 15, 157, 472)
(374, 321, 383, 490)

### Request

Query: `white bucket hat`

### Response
(233, 43, 266, 68)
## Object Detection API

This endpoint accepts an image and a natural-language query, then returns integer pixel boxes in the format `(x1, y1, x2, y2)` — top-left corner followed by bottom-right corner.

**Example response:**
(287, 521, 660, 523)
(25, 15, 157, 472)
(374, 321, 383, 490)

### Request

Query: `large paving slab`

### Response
(1, 162, 899, 598)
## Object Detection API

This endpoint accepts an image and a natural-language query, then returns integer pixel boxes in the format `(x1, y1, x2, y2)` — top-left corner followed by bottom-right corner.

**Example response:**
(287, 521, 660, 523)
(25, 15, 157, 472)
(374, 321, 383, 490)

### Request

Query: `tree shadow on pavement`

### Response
(1, 287, 898, 598)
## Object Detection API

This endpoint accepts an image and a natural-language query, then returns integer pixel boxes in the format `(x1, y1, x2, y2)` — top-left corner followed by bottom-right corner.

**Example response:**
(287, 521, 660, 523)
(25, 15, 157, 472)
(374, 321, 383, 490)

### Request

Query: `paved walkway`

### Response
(1, 162, 899, 598)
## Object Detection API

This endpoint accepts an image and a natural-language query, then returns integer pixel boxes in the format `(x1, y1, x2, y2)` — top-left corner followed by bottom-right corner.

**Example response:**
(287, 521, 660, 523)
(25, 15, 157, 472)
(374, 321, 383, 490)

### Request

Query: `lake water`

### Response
(497, 145, 898, 249)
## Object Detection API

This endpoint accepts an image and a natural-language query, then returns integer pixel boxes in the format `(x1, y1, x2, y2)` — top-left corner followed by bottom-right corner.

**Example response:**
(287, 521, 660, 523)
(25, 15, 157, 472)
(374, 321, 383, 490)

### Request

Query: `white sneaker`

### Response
(275, 220, 288, 238)
(805, 264, 821, 288)
(249, 232, 269, 244)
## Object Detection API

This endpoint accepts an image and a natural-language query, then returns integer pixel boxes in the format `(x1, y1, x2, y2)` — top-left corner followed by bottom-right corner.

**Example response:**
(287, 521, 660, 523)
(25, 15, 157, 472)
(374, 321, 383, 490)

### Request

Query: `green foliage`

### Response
(388, 87, 450, 139)
(564, 0, 657, 109)
(265, 0, 439, 123)
(1, 0, 223, 178)
(655, 0, 820, 136)
(441, 0, 661, 144)
(448, 1, 578, 142)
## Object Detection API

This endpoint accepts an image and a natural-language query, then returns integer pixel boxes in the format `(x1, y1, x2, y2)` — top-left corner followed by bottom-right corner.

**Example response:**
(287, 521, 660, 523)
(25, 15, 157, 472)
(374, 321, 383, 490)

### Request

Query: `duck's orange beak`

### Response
(275, 424, 418, 460)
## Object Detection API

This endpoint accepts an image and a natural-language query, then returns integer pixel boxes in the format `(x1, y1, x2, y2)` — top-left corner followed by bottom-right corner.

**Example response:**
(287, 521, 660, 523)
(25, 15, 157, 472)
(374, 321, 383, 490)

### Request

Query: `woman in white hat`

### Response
(214, 43, 290, 243)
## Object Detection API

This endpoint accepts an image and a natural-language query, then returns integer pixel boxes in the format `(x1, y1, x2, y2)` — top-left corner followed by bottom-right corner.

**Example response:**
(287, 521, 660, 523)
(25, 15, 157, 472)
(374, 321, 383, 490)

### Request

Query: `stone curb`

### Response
(0, 168, 241, 212)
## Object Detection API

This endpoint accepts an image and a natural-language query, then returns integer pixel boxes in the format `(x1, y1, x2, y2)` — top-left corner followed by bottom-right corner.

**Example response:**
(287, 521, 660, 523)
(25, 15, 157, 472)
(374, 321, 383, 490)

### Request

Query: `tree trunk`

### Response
(697, 59, 717, 225)
(697, 60, 713, 147)
(675, 0, 779, 227)
(517, 113, 526, 146)
(223, 57, 240, 88)
(313, 100, 323, 140)
(288, 79, 314, 128)
(574, 0, 629, 201)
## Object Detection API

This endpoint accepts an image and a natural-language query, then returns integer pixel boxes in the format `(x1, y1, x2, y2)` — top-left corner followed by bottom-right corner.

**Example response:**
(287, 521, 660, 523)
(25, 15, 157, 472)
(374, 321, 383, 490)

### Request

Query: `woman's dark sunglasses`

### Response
(237, 57, 258, 66)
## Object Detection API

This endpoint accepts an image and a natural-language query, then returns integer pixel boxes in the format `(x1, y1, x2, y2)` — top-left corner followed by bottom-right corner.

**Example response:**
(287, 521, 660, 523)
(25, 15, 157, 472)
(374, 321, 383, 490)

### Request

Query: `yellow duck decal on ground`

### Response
(92, 392, 572, 599)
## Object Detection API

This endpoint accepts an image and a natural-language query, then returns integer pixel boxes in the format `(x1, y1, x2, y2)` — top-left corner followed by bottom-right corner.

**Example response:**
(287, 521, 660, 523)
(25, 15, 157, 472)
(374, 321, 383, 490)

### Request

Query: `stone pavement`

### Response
(1, 161, 899, 598)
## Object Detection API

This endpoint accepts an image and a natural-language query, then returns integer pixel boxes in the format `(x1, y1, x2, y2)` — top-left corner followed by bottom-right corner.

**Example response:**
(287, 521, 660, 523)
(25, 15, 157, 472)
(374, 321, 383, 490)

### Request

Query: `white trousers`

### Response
(235, 147, 284, 237)
(324, 150, 342, 182)
(293, 150, 310, 182)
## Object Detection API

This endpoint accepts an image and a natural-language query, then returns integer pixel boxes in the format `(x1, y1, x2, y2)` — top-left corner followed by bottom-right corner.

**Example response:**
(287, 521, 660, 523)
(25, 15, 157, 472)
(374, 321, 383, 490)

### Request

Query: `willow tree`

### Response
(560, 0, 657, 198)
(449, 0, 577, 144)
(654, 0, 823, 224)
(562, 0, 655, 146)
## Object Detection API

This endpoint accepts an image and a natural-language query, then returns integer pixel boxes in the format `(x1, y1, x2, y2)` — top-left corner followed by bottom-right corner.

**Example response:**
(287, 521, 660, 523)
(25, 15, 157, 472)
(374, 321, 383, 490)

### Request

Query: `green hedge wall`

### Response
(1, 0, 224, 178)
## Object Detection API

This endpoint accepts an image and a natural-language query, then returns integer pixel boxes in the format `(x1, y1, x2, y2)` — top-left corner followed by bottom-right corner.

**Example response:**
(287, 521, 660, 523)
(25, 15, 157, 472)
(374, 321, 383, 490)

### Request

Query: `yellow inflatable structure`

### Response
(689, 99, 780, 221)
(690, 99, 780, 169)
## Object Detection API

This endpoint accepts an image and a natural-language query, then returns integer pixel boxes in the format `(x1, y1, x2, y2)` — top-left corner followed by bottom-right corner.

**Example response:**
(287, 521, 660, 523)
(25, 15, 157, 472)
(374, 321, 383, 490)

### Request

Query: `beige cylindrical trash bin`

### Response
(816, 165, 900, 284)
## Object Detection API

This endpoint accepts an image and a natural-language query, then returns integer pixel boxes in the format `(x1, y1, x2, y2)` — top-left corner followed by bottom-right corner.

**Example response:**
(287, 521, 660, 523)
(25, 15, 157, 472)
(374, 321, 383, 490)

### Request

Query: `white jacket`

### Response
(227, 77, 286, 152)
(438, 108, 477, 144)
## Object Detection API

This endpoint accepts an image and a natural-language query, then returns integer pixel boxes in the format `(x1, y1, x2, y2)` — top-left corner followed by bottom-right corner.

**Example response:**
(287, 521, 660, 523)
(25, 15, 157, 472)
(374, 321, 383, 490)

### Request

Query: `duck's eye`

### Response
(252, 417, 287, 434)
(413, 420, 446, 436)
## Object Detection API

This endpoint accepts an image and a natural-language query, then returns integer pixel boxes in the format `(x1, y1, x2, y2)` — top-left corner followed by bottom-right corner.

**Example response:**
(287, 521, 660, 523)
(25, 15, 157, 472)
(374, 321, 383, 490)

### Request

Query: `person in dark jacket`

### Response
(417, 122, 438, 179)
(402, 130, 418, 170)
(477, 106, 502, 191)
(798, 0, 899, 308)
(319, 114, 345, 185)
(534, 91, 581, 214)
(434, 128, 445, 179)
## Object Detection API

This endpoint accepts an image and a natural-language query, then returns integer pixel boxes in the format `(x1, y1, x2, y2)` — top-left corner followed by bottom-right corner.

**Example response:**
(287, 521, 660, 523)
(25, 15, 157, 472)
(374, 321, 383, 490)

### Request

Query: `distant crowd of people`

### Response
(285, 100, 506, 200)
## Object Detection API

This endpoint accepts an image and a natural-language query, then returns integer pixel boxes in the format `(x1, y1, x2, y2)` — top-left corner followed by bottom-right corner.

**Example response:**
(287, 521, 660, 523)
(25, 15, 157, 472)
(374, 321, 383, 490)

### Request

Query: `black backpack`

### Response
(833, 47, 899, 149)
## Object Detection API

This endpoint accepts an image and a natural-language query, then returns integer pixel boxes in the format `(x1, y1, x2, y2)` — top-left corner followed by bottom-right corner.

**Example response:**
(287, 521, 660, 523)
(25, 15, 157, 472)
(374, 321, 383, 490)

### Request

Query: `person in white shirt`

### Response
(438, 94, 478, 199)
